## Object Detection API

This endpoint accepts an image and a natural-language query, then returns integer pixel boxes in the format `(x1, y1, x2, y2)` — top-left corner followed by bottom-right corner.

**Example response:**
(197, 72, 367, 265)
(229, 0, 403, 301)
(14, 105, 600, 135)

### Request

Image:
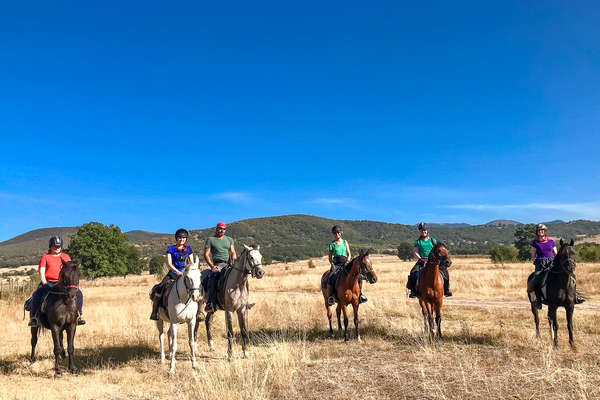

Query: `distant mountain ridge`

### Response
(2, 215, 600, 267)
(483, 219, 522, 226)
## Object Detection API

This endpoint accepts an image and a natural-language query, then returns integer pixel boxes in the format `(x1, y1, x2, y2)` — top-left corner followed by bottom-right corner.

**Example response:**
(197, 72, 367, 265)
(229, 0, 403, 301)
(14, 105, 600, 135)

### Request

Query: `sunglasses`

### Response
(217, 227, 226, 231)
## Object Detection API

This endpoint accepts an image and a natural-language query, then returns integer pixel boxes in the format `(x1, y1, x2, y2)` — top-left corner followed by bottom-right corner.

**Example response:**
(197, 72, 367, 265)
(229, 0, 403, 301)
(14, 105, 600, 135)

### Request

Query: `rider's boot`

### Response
(150, 299, 160, 320)
(443, 277, 453, 297)
(28, 314, 39, 327)
(77, 312, 86, 325)
(358, 279, 367, 303)
(327, 283, 336, 306)
(204, 277, 217, 313)
(407, 275, 417, 298)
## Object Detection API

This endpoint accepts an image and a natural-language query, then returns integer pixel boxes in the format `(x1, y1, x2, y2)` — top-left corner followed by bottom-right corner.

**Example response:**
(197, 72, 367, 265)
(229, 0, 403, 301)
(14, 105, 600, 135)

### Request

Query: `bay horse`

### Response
(321, 249, 377, 342)
(156, 254, 202, 374)
(196, 244, 265, 361)
(30, 260, 81, 374)
(528, 239, 579, 350)
(417, 242, 450, 340)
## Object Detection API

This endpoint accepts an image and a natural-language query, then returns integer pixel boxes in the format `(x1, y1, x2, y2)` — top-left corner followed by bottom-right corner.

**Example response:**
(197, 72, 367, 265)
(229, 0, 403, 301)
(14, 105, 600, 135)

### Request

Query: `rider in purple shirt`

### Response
(529, 223, 557, 271)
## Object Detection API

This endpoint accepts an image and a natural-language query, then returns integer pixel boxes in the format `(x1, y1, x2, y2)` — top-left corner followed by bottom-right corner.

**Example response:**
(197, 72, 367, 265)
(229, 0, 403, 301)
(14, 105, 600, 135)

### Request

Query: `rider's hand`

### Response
(176, 270, 183, 276)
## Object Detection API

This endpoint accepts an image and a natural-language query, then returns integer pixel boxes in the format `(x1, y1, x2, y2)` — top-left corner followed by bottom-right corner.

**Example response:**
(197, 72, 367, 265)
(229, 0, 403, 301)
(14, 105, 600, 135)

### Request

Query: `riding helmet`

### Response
(175, 228, 189, 239)
(49, 236, 63, 248)
(536, 223, 548, 232)
(417, 222, 428, 231)
(331, 225, 342, 234)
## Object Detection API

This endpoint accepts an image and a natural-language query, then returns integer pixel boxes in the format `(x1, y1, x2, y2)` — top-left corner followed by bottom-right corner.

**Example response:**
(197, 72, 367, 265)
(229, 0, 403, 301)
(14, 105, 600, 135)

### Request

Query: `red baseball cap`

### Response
(216, 222, 227, 228)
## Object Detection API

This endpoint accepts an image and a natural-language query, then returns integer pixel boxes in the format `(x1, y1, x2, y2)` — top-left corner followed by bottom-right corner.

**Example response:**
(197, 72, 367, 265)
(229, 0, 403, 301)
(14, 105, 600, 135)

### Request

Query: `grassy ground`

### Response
(1, 255, 599, 400)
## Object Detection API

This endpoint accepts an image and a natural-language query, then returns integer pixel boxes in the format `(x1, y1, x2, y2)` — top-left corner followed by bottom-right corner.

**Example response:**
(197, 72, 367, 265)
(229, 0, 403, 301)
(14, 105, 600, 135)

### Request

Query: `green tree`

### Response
(397, 242, 414, 261)
(513, 224, 536, 261)
(125, 245, 145, 276)
(67, 222, 133, 279)
(489, 245, 518, 264)
(576, 243, 600, 262)
(148, 255, 166, 275)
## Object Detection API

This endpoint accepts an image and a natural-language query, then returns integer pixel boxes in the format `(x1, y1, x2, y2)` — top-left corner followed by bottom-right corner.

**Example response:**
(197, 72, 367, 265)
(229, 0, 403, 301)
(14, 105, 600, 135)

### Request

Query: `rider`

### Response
(326, 225, 367, 306)
(406, 222, 452, 298)
(149, 228, 192, 320)
(203, 222, 236, 313)
(28, 236, 85, 326)
(528, 223, 557, 308)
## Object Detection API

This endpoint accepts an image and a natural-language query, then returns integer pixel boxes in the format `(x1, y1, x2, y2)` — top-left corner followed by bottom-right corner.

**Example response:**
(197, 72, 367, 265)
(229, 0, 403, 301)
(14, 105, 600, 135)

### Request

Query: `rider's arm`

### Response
(345, 241, 351, 260)
(530, 246, 537, 262)
(39, 267, 48, 285)
(414, 247, 421, 260)
(229, 243, 237, 264)
(166, 253, 182, 276)
(552, 246, 558, 256)
(328, 250, 334, 270)
(204, 247, 216, 271)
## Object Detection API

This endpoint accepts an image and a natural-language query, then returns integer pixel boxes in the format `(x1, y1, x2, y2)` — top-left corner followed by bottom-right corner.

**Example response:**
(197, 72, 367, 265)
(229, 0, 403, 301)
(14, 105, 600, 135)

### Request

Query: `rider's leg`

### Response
(150, 275, 169, 320)
(204, 272, 217, 312)
(28, 284, 45, 326)
(76, 290, 86, 325)
(443, 270, 452, 297)
(327, 282, 336, 306)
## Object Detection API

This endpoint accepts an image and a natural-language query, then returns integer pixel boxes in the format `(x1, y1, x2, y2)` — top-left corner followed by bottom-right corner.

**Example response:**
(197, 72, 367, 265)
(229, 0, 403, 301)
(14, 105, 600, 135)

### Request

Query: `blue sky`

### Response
(1, 1, 599, 241)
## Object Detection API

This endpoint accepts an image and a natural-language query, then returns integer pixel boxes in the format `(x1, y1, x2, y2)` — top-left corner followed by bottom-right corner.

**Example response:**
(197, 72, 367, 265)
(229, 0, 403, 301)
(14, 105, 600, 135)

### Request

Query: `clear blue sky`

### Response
(1, 1, 599, 241)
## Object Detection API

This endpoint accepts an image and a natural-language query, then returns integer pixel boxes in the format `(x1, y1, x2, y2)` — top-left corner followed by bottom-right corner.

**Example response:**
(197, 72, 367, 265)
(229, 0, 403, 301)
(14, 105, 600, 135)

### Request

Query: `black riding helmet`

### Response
(49, 236, 63, 248)
(417, 222, 428, 231)
(175, 228, 189, 239)
(331, 225, 342, 234)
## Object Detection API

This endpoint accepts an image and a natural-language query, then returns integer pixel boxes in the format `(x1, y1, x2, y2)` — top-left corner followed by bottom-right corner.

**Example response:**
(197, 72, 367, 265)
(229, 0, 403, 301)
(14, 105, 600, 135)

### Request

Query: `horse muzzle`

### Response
(253, 266, 265, 279)
(367, 271, 377, 284)
(191, 289, 201, 302)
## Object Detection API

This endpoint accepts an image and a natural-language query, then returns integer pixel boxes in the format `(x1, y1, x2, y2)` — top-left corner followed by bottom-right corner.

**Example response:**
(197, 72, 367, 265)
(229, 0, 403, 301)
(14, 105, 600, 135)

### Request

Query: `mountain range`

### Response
(0, 215, 597, 267)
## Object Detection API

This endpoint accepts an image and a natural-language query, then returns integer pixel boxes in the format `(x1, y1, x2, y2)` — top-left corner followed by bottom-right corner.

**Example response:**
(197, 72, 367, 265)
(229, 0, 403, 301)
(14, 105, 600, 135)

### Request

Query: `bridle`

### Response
(550, 247, 576, 275)
(231, 249, 263, 277)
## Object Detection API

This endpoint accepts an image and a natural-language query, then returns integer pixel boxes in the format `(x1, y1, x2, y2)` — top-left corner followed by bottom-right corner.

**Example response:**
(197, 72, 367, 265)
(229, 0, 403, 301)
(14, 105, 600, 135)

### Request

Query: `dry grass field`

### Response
(1, 255, 599, 400)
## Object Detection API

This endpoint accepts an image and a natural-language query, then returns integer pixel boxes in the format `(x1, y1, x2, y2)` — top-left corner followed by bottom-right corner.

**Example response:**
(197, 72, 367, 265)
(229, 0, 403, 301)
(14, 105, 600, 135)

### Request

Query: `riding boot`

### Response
(443, 276, 452, 297)
(28, 312, 39, 327)
(358, 279, 367, 304)
(327, 283, 336, 306)
(77, 313, 86, 325)
(407, 275, 417, 298)
(150, 299, 160, 320)
(204, 275, 217, 313)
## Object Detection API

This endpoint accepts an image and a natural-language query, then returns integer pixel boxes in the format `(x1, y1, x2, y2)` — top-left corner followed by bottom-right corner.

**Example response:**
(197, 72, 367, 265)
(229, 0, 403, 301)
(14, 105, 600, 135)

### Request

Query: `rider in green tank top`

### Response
(326, 225, 368, 306)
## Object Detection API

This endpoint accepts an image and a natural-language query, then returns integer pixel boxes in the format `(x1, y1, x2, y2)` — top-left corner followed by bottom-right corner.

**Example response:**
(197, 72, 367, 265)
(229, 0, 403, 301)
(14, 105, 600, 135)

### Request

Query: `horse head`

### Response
(242, 244, 265, 279)
(59, 259, 81, 299)
(358, 249, 377, 284)
(429, 242, 449, 262)
(556, 238, 576, 273)
(184, 254, 202, 302)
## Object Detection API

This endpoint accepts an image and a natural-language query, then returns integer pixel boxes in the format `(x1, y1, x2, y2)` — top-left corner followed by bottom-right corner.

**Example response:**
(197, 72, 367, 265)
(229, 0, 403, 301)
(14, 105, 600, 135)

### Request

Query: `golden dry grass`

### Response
(1, 255, 599, 400)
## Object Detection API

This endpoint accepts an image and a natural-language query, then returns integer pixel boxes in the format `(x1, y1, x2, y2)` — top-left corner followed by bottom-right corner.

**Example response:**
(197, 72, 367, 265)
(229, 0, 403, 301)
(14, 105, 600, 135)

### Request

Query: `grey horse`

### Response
(196, 244, 265, 360)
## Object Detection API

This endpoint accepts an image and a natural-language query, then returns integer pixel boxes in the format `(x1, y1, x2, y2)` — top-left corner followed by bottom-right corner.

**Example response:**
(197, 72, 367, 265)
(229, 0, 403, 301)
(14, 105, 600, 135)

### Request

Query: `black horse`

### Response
(528, 239, 579, 350)
(30, 260, 81, 373)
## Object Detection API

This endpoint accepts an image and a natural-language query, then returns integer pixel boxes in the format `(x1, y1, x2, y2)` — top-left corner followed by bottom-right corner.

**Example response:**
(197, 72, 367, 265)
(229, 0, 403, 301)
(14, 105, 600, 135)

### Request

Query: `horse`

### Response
(417, 242, 450, 340)
(320, 249, 377, 342)
(528, 239, 579, 350)
(196, 244, 265, 361)
(156, 254, 202, 373)
(30, 260, 81, 374)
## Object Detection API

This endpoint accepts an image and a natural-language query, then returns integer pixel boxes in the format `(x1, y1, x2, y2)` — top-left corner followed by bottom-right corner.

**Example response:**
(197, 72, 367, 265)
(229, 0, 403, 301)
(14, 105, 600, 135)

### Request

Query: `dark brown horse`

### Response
(528, 239, 579, 350)
(417, 242, 450, 340)
(30, 260, 81, 374)
(321, 249, 377, 341)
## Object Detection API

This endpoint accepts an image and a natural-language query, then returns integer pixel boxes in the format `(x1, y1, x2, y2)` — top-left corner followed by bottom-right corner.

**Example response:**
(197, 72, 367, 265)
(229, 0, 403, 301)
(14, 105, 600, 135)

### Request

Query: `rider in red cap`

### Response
(204, 221, 236, 312)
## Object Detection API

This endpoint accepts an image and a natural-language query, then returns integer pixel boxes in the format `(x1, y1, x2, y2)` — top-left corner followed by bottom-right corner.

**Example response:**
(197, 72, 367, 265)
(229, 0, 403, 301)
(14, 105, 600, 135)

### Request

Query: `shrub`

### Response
(575, 243, 600, 262)
(397, 242, 413, 261)
(307, 260, 316, 269)
(514, 224, 536, 261)
(148, 255, 166, 275)
(490, 245, 518, 264)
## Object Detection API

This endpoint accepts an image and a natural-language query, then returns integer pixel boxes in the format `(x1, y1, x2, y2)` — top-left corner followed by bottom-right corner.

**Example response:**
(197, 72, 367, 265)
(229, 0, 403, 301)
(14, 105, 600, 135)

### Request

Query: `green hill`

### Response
(2, 215, 600, 267)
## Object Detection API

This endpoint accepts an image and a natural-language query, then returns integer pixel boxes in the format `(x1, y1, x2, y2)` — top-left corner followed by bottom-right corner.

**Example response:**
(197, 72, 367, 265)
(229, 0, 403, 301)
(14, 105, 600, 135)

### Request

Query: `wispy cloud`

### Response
(212, 192, 254, 203)
(444, 202, 600, 219)
(311, 197, 360, 208)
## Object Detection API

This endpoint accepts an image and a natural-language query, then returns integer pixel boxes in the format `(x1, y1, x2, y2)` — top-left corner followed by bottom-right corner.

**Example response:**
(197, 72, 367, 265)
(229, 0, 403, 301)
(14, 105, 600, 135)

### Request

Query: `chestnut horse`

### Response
(321, 249, 377, 341)
(417, 242, 450, 340)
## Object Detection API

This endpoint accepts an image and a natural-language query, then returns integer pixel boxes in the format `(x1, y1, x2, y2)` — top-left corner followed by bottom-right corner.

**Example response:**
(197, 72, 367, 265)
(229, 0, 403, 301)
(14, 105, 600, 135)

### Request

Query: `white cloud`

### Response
(212, 192, 253, 202)
(444, 202, 600, 219)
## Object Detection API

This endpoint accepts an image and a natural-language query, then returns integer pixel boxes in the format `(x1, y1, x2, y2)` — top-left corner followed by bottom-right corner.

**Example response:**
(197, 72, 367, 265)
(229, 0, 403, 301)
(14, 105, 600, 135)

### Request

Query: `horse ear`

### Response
(359, 249, 364, 256)
(365, 249, 370, 256)
(243, 244, 251, 251)
(61, 258, 68, 267)
(569, 239, 574, 246)
(256, 244, 260, 250)
(560, 238, 564, 247)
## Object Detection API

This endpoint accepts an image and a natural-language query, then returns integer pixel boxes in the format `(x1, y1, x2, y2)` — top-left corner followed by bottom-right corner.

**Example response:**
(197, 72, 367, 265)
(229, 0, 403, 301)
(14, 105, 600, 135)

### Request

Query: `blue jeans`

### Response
(30, 282, 83, 317)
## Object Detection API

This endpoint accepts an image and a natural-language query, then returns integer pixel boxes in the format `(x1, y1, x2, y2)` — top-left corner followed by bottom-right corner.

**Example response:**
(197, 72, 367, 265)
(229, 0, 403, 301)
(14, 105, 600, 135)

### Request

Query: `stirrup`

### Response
(28, 317, 39, 327)
(204, 302, 216, 313)
(359, 294, 368, 304)
(77, 317, 86, 325)
(408, 291, 417, 298)
(444, 291, 453, 297)
(327, 296, 336, 306)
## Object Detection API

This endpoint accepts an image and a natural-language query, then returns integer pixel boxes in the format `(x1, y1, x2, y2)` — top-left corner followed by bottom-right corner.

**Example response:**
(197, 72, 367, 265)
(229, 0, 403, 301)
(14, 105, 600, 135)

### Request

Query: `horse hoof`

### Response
(357, 336, 362, 342)
(169, 369, 175, 375)
(69, 368, 78, 374)
(242, 350, 249, 359)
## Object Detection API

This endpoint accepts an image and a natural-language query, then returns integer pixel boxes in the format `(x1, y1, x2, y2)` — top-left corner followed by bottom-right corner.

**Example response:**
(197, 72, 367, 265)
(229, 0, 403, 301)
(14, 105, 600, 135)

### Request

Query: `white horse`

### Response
(196, 244, 265, 360)
(156, 254, 202, 374)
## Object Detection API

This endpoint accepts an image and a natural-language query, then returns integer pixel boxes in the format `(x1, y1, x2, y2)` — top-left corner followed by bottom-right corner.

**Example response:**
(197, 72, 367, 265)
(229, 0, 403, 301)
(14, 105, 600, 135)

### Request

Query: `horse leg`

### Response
(342, 304, 349, 342)
(426, 303, 434, 340)
(187, 320, 198, 369)
(566, 304, 576, 352)
(58, 330, 65, 359)
(66, 324, 77, 373)
(326, 304, 334, 336)
(167, 325, 173, 358)
(418, 299, 428, 337)
(157, 319, 165, 364)
(30, 326, 39, 363)
(50, 327, 62, 375)
(352, 302, 360, 342)
(225, 311, 234, 361)
(205, 311, 215, 351)
(169, 323, 178, 374)
(530, 301, 540, 338)
(336, 305, 342, 336)
(237, 308, 249, 358)
(435, 304, 442, 340)
(547, 304, 559, 349)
